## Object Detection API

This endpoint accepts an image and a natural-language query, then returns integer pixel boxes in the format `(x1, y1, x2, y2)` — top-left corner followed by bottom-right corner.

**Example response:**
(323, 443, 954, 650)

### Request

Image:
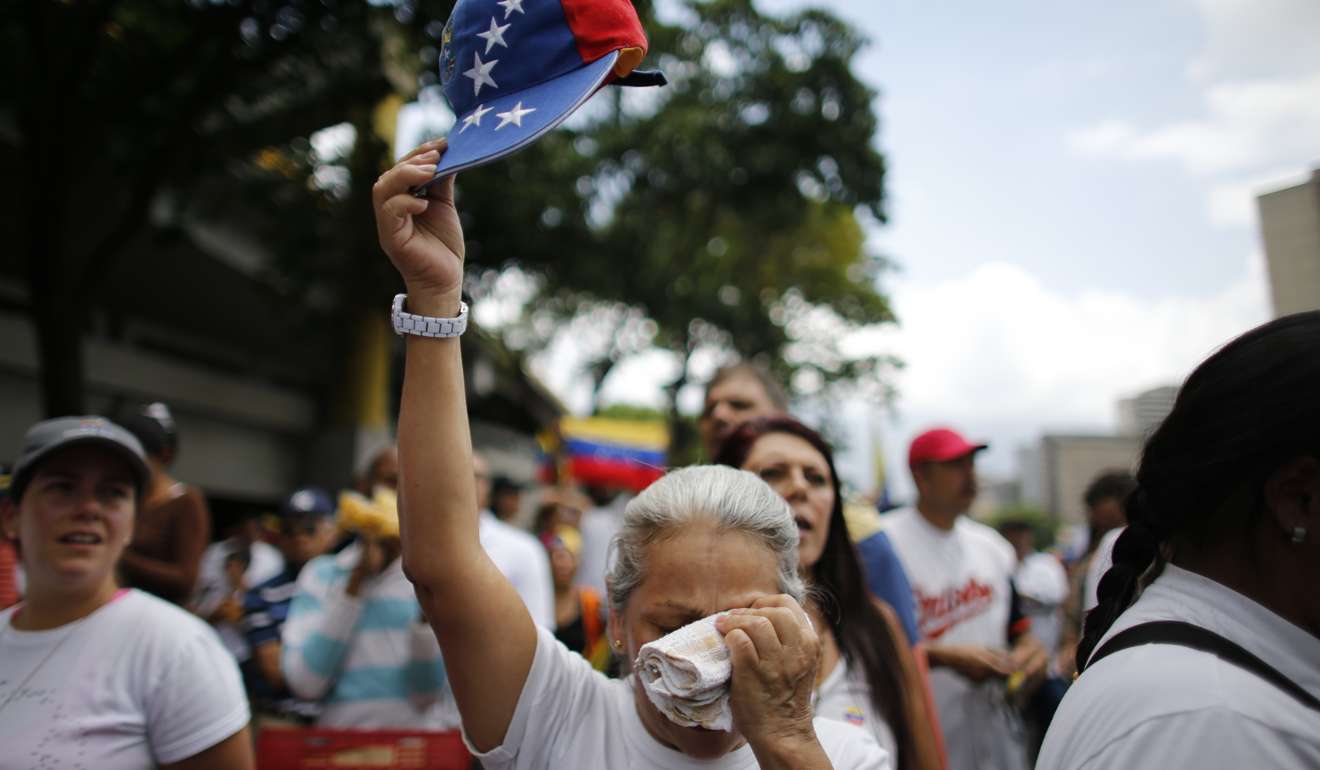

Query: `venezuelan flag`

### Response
(541, 417, 669, 492)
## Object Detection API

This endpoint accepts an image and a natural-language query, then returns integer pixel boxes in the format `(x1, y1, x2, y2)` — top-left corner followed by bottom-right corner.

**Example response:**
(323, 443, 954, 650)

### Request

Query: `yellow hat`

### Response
(338, 486, 400, 539)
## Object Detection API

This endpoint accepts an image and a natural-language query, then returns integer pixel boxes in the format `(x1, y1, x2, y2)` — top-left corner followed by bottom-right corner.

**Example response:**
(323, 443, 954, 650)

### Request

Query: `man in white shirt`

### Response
(882, 427, 1044, 770)
(474, 452, 554, 628)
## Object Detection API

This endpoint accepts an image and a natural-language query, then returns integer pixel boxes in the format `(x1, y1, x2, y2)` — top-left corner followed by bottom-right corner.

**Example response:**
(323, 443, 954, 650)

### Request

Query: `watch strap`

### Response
(391, 294, 469, 338)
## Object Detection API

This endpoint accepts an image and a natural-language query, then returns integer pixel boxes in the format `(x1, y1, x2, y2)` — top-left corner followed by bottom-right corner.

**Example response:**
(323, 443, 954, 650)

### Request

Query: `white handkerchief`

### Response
(636, 613, 733, 731)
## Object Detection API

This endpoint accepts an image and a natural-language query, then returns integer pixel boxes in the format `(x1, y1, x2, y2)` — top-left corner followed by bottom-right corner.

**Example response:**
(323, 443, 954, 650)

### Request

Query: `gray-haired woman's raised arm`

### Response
(372, 139, 538, 751)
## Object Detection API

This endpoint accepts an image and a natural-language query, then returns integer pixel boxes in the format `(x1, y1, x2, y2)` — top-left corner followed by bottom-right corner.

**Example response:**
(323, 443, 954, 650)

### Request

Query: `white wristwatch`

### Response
(391, 294, 469, 338)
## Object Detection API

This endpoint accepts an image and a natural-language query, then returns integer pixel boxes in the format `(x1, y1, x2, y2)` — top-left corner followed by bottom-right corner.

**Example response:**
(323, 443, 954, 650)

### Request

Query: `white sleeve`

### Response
(146, 623, 250, 764)
(515, 539, 555, 629)
(281, 556, 365, 701)
(465, 625, 607, 767)
(1084, 528, 1122, 613)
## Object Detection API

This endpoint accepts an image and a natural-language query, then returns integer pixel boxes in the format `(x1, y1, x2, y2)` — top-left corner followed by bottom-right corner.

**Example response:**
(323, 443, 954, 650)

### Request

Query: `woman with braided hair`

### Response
(1037, 311, 1320, 769)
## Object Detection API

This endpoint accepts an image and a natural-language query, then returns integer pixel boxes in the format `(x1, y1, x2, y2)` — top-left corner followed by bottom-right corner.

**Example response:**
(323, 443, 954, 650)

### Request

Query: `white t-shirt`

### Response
(882, 507, 1027, 770)
(1014, 552, 1069, 655)
(1082, 527, 1122, 614)
(194, 537, 285, 660)
(0, 589, 250, 769)
(480, 511, 554, 629)
(814, 656, 898, 761)
(1038, 565, 1320, 769)
(577, 497, 626, 597)
(468, 625, 890, 769)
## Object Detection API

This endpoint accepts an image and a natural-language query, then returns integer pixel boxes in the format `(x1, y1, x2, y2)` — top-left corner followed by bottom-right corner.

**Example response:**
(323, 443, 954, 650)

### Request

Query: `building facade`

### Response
(1258, 169, 1320, 318)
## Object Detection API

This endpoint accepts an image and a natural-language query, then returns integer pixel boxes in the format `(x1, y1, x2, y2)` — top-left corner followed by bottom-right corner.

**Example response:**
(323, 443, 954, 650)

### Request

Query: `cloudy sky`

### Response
(456, 0, 1320, 499)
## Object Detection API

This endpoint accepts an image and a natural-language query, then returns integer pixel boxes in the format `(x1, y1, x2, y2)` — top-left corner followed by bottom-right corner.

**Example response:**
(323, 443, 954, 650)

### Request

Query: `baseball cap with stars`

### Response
(419, 0, 665, 186)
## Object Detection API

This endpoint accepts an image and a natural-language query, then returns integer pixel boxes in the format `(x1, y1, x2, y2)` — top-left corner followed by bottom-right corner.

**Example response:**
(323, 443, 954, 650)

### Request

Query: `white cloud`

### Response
(833, 252, 1270, 495)
(1065, 0, 1320, 227)
(1064, 119, 1136, 156)
(1067, 74, 1320, 175)
(1189, 0, 1320, 82)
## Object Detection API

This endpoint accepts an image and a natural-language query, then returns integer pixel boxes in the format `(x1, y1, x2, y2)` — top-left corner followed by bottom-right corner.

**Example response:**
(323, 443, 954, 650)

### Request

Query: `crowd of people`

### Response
(0, 137, 1315, 770)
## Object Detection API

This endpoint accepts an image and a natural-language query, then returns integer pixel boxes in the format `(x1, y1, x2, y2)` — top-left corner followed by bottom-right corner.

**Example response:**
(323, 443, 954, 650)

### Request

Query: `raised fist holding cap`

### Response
(373, 139, 466, 318)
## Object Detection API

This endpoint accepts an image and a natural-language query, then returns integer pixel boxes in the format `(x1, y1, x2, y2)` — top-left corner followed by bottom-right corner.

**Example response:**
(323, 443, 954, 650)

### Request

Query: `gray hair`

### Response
(606, 465, 805, 613)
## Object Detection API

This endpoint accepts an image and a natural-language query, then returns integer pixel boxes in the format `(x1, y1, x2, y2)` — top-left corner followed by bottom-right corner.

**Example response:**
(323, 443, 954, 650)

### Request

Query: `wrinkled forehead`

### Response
(705, 373, 773, 407)
(631, 525, 781, 615)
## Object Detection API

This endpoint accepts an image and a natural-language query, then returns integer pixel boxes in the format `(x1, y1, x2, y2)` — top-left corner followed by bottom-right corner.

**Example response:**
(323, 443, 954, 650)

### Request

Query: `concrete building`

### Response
(0, 237, 562, 526)
(1117, 385, 1178, 439)
(1019, 434, 1140, 527)
(1258, 169, 1320, 318)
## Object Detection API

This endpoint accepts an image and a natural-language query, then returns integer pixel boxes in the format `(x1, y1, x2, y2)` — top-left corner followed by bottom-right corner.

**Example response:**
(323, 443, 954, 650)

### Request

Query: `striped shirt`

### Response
(281, 542, 451, 728)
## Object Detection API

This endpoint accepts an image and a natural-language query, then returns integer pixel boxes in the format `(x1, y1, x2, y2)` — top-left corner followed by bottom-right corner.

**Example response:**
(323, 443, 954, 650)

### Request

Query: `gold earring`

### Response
(613, 639, 624, 650)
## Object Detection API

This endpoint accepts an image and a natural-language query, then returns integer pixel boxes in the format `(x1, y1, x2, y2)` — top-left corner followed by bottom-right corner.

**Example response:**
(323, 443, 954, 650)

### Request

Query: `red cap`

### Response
(908, 428, 988, 468)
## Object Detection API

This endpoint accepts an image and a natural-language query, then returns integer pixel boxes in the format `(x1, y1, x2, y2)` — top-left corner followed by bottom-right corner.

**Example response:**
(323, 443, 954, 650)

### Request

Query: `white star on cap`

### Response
(496, 0, 525, 20)
(460, 104, 494, 132)
(463, 51, 499, 96)
(476, 17, 511, 54)
(495, 101, 536, 130)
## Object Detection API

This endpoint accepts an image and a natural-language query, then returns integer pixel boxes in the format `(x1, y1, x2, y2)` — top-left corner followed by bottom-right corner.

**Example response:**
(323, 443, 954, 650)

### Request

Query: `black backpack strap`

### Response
(1085, 620, 1320, 712)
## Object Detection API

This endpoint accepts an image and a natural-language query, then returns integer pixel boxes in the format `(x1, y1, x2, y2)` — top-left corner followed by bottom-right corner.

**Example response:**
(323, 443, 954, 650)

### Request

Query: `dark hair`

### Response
(1077, 311, 1320, 669)
(224, 546, 252, 570)
(1083, 471, 1136, 510)
(117, 403, 178, 460)
(716, 416, 914, 767)
(1082, 470, 1136, 555)
(705, 362, 790, 411)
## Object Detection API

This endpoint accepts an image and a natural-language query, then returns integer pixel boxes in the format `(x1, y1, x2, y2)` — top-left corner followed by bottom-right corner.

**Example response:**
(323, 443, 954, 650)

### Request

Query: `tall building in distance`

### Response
(1258, 169, 1320, 318)
(1117, 385, 1178, 439)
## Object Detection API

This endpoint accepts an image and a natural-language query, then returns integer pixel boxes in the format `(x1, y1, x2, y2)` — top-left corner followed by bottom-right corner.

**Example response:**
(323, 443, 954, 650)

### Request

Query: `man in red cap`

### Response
(881, 427, 1045, 770)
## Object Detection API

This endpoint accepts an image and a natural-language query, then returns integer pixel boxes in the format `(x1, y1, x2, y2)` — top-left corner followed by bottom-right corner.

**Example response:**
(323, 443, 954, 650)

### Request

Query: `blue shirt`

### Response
(242, 566, 301, 650)
(856, 530, 921, 646)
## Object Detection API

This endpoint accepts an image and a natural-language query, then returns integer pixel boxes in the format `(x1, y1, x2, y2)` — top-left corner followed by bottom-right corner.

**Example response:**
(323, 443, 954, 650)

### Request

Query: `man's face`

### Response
(366, 447, 399, 493)
(1088, 496, 1126, 533)
(699, 374, 779, 459)
(492, 489, 522, 519)
(279, 516, 335, 565)
(915, 454, 978, 513)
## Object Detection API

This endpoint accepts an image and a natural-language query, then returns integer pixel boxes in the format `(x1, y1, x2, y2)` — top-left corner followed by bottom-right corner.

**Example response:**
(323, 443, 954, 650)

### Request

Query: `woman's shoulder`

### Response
(107, 590, 226, 648)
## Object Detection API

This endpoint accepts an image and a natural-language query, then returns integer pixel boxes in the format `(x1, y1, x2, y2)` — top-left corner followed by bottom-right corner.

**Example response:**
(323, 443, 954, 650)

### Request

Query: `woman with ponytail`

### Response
(1037, 311, 1320, 769)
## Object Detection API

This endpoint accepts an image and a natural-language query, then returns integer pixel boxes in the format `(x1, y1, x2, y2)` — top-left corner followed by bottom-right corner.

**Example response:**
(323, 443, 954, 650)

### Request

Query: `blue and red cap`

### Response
(425, 0, 664, 183)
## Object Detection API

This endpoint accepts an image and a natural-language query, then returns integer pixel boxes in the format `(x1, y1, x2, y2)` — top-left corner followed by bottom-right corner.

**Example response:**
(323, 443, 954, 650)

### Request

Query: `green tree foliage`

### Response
(1, 0, 895, 443)
(987, 504, 1059, 550)
(0, 0, 448, 414)
(489, 0, 897, 455)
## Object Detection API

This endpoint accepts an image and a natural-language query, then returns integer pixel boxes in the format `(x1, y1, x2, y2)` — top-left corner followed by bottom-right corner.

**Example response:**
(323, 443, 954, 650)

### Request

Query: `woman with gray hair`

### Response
(373, 140, 886, 768)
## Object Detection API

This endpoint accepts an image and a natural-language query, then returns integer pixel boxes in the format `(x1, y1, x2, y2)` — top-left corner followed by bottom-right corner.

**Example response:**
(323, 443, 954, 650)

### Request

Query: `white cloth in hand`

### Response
(636, 613, 733, 731)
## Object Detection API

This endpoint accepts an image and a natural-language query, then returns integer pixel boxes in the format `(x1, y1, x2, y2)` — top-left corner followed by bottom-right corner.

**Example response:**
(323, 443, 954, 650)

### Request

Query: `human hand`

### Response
(371, 139, 465, 308)
(715, 595, 822, 758)
(1007, 635, 1049, 697)
(216, 596, 244, 625)
(348, 536, 389, 596)
(931, 644, 1014, 682)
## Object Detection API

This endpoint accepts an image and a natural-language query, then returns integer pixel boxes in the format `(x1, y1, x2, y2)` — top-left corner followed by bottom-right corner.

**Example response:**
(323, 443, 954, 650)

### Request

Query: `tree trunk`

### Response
(664, 344, 695, 466)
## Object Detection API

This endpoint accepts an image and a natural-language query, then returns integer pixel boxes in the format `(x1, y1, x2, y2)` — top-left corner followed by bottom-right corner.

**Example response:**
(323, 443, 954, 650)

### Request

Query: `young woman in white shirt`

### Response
(716, 416, 946, 770)
(373, 140, 887, 769)
(1038, 311, 1320, 769)
(0, 417, 253, 770)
